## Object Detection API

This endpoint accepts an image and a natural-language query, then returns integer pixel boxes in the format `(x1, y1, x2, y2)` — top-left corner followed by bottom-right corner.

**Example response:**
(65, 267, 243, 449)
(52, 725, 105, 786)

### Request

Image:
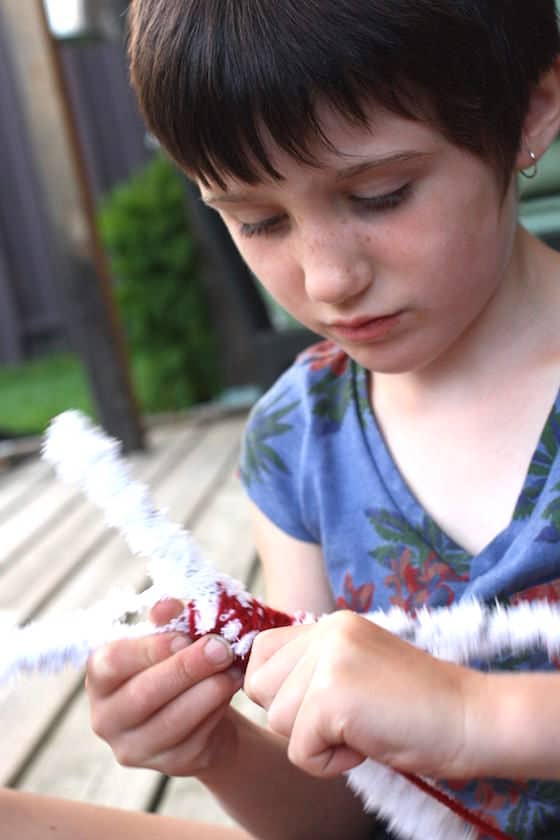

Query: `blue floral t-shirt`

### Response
(239, 340, 560, 839)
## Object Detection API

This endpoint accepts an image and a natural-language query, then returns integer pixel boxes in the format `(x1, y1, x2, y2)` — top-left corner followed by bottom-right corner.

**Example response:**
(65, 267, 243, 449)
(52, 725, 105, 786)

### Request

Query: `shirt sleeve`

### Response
(239, 367, 318, 544)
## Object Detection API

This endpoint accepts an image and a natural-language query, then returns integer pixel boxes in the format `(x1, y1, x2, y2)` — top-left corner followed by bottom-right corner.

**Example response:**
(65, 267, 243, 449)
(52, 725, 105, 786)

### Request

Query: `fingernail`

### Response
(204, 636, 232, 665)
(170, 634, 189, 654)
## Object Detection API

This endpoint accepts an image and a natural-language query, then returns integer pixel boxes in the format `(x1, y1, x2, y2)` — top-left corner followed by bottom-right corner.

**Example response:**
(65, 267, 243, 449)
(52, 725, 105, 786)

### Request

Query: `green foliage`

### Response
(98, 154, 221, 412)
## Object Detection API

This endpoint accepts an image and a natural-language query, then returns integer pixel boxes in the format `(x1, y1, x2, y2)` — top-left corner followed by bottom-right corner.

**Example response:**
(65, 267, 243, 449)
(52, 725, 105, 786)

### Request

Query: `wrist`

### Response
(458, 670, 542, 780)
(462, 671, 560, 780)
(447, 667, 494, 779)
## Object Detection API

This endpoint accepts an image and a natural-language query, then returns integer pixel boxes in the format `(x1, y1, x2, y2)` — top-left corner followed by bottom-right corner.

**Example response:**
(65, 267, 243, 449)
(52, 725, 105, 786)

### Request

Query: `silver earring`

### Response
(521, 149, 538, 179)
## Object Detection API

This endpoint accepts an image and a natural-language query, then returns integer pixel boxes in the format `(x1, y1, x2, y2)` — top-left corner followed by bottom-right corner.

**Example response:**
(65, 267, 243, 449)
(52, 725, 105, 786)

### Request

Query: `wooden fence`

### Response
(0, 12, 151, 365)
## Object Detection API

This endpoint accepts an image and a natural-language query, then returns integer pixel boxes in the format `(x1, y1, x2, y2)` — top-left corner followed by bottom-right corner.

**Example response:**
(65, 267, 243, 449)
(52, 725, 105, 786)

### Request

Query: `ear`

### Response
(517, 55, 560, 171)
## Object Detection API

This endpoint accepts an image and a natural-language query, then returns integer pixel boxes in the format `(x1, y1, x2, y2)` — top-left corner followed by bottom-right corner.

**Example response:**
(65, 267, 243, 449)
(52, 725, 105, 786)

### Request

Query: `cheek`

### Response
(236, 242, 305, 309)
(388, 188, 508, 302)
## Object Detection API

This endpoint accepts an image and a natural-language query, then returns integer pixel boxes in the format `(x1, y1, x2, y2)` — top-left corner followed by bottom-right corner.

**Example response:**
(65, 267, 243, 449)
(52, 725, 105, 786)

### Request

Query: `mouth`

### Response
(327, 312, 402, 343)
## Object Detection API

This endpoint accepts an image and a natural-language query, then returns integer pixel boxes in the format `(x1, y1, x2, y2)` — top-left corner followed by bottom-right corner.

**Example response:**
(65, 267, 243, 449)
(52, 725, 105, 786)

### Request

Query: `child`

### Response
(4, 1, 560, 837)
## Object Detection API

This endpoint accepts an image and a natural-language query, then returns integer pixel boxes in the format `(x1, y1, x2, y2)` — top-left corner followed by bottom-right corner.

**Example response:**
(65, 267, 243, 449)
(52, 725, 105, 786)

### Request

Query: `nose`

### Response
(299, 228, 372, 305)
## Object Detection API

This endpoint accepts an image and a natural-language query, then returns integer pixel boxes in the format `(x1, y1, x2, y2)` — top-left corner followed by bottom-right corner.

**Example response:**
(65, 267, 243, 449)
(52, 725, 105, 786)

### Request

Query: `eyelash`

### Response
(352, 182, 412, 213)
(239, 216, 286, 239)
(238, 183, 412, 239)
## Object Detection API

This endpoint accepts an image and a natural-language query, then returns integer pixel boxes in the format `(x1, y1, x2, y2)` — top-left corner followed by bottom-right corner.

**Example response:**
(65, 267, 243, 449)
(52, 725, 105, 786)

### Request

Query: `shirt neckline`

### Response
(353, 361, 560, 568)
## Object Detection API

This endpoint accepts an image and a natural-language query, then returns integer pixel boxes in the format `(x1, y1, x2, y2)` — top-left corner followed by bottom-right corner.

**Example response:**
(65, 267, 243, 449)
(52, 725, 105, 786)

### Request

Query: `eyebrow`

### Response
(202, 150, 427, 206)
(334, 151, 427, 180)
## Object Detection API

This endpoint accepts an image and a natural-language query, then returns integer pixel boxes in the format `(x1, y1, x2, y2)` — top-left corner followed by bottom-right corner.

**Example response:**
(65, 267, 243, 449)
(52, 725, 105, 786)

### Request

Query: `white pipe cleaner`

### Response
(2, 410, 557, 840)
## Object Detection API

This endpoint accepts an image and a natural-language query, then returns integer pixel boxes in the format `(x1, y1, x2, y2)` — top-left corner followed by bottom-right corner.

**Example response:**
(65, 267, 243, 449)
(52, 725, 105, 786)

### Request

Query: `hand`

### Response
(86, 599, 244, 777)
(245, 611, 479, 780)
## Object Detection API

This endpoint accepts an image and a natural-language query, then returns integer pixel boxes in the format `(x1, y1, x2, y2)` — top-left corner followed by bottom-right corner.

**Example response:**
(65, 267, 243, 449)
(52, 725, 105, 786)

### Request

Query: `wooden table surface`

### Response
(0, 410, 265, 826)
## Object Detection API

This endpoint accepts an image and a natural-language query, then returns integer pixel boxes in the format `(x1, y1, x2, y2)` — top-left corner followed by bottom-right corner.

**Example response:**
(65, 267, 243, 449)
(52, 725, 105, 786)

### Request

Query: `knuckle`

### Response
(89, 707, 108, 738)
(114, 739, 141, 768)
(145, 633, 174, 666)
(322, 610, 359, 646)
(88, 646, 118, 688)
(125, 684, 151, 722)
(287, 738, 305, 769)
(244, 671, 262, 705)
(250, 628, 276, 661)
(329, 609, 358, 632)
(173, 651, 198, 688)
(158, 751, 191, 776)
(266, 703, 286, 735)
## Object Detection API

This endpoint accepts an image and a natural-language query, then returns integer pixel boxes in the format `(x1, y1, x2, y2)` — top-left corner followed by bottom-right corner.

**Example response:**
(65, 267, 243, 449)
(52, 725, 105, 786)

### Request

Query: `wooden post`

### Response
(1, 0, 144, 451)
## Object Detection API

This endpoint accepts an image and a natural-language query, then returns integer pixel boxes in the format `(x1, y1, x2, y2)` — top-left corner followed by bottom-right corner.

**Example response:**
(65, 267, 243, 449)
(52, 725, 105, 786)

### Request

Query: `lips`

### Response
(328, 312, 402, 343)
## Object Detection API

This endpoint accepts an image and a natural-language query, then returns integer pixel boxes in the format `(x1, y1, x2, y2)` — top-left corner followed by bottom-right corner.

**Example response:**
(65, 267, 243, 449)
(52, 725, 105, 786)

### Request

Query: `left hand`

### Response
(245, 611, 480, 780)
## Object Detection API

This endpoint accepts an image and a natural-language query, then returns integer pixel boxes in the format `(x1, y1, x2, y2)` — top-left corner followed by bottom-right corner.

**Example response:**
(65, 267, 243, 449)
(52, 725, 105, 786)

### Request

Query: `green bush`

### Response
(99, 154, 221, 412)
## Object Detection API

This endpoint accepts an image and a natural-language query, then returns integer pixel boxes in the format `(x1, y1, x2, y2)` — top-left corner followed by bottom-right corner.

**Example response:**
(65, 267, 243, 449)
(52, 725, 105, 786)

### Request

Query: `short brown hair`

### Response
(128, 0, 560, 188)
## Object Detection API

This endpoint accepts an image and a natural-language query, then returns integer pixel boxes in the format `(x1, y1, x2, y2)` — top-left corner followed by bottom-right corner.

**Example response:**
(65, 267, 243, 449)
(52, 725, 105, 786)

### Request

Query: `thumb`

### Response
(173, 634, 237, 680)
(199, 635, 235, 671)
(166, 634, 240, 695)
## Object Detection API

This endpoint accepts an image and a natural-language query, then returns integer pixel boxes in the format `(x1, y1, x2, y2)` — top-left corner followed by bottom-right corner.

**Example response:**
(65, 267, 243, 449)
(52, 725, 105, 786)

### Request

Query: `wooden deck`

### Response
(0, 410, 266, 825)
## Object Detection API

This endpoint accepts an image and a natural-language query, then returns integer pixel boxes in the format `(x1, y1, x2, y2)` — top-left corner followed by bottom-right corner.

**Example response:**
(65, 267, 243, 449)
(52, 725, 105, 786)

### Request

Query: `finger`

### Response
(247, 624, 313, 672)
(91, 635, 234, 735)
(88, 631, 190, 698)
(144, 701, 233, 776)
(265, 651, 314, 736)
(245, 633, 311, 710)
(116, 672, 242, 769)
(289, 740, 365, 778)
(288, 693, 365, 778)
(150, 598, 185, 626)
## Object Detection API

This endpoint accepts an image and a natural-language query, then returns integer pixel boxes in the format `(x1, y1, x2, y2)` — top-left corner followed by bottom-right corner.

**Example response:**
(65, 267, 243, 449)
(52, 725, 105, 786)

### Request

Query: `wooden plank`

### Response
(0, 417, 194, 525)
(189, 455, 257, 584)
(10, 688, 160, 812)
(1, 417, 245, 789)
(0, 458, 52, 522)
(0, 423, 201, 623)
(15, 419, 254, 819)
(0, 479, 82, 573)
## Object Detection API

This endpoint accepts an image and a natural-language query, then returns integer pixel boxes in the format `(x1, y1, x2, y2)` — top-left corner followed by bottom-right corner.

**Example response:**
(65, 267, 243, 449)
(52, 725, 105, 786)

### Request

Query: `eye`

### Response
(351, 183, 412, 213)
(239, 214, 287, 239)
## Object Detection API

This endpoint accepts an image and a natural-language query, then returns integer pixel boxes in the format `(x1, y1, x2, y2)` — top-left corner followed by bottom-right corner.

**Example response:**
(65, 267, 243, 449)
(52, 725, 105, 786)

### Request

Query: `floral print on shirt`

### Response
(240, 340, 560, 838)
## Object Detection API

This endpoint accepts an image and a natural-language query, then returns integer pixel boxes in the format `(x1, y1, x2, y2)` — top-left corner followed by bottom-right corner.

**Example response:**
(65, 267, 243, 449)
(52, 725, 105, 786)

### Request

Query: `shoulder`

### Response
(240, 340, 354, 477)
(239, 340, 358, 540)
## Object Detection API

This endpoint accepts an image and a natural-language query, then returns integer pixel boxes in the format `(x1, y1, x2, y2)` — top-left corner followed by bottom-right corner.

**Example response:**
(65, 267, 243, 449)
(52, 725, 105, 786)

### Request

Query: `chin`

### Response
(347, 330, 452, 375)
(345, 345, 421, 375)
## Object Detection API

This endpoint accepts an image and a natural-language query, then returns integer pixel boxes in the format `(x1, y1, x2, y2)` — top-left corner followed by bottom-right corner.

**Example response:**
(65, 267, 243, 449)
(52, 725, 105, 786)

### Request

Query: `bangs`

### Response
(128, 0, 560, 189)
(128, 0, 415, 188)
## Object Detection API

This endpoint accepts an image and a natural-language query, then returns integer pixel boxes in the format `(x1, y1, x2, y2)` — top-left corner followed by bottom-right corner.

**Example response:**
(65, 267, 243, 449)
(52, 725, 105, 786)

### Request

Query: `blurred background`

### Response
(0, 0, 558, 456)
(0, 0, 315, 457)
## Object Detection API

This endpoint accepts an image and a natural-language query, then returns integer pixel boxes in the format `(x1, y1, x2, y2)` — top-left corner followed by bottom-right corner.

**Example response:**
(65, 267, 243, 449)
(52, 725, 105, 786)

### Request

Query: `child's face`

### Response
(199, 103, 519, 374)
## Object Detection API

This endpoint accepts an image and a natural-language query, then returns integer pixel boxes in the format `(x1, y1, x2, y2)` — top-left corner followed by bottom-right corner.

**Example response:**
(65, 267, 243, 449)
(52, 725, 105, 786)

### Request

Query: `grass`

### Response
(0, 354, 94, 437)
(0, 350, 210, 437)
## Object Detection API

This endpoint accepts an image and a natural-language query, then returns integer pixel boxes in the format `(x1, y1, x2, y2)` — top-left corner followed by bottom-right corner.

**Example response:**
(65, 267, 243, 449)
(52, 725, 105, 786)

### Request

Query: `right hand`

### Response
(86, 599, 244, 777)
